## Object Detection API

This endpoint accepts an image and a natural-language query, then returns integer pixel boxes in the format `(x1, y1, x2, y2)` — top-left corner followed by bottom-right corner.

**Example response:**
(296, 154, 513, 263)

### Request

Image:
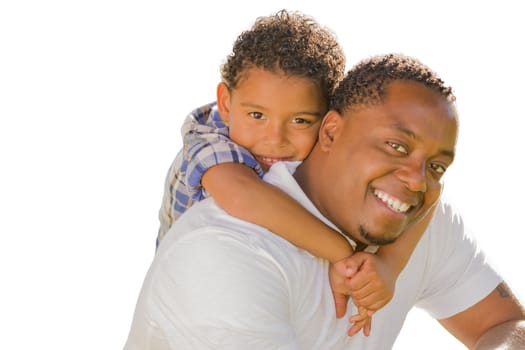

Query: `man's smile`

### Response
(373, 189, 413, 214)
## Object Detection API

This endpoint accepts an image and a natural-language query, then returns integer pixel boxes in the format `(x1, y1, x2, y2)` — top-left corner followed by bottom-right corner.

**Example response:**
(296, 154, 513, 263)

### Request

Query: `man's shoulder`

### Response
(162, 199, 283, 247)
(159, 198, 312, 267)
(412, 199, 465, 259)
(427, 198, 464, 236)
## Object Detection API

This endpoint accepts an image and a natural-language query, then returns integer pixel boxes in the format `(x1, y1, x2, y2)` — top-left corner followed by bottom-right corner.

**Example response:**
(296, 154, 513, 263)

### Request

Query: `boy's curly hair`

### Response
(220, 9, 345, 101)
(330, 53, 455, 114)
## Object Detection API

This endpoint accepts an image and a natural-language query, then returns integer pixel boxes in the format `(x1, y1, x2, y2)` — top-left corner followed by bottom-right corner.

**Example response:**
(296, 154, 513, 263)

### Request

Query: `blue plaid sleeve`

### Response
(182, 103, 264, 201)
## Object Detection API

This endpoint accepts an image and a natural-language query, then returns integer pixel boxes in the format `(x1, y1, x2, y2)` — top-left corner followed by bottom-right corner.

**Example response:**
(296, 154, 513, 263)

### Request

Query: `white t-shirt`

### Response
(124, 162, 501, 350)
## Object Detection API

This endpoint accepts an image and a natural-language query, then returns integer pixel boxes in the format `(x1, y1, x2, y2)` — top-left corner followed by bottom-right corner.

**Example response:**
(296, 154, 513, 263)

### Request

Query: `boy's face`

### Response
(217, 68, 326, 172)
(311, 81, 458, 246)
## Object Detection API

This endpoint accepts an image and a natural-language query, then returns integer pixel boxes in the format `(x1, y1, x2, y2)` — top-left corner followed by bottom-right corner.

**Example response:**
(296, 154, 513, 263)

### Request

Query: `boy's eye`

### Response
(388, 142, 408, 155)
(248, 112, 265, 120)
(291, 117, 312, 124)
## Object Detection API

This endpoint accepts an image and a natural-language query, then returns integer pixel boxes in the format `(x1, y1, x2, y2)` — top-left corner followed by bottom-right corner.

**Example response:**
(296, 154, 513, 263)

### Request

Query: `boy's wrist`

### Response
(330, 240, 354, 263)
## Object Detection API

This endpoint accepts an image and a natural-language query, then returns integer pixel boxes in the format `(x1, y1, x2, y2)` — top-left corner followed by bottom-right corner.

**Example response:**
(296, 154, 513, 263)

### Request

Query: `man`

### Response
(124, 54, 525, 349)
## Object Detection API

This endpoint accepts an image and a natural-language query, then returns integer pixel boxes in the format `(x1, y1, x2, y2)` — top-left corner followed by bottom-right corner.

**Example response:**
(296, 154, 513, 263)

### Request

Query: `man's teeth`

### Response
(374, 190, 411, 213)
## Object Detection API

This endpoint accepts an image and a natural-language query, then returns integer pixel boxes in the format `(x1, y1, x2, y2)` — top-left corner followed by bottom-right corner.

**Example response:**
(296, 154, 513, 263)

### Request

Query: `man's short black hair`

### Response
(330, 53, 455, 113)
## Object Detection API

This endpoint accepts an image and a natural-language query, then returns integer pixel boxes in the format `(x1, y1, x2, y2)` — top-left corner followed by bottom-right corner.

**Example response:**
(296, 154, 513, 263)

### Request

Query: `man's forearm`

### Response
(474, 320, 525, 349)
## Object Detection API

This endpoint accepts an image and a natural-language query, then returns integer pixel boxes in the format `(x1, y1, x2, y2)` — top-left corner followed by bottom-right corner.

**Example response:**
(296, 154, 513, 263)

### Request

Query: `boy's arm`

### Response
(202, 162, 354, 263)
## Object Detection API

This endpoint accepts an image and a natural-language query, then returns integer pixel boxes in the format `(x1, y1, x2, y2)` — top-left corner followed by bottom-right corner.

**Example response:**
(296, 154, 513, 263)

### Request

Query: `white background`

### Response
(1, 1, 524, 349)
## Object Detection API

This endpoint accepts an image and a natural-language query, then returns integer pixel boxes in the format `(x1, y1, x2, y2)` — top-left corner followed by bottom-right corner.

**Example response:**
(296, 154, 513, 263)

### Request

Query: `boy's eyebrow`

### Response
(295, 111, 324, 118)
(390, 123, 456, 159)
(241, 103, 324, 117)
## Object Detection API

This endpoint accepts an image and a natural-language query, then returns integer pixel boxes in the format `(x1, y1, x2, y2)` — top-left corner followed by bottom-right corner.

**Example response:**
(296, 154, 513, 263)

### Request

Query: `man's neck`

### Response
(294, 158, 376, 254)
(293, 158, 319, 208)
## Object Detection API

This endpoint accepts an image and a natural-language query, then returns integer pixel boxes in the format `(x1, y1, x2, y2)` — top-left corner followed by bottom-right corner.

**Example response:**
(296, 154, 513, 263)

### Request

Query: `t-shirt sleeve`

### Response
(156, 150, 184, 242)
(181, 107, 264, 201)
(151, 229, 300, 349)
(415, 201, 502, 319)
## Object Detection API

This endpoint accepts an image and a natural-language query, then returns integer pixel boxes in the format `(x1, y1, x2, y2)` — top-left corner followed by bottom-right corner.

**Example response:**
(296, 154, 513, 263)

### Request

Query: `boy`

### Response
(157, 10, 431, 334)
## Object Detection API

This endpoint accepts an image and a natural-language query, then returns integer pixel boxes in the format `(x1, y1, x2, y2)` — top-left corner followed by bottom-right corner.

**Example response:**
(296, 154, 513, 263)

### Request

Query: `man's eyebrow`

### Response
(390, 123, 455, 159)
(391, 123, 417, 140)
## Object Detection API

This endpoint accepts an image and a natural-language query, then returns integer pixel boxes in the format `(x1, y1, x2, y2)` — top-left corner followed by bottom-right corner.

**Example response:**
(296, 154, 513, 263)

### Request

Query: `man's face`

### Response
(314, 81, 458, 246)
(217, 68, 326, 172)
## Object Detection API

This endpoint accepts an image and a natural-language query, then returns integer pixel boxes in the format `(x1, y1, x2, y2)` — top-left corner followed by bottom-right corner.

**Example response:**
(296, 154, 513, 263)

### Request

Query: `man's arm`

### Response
(474, 320, 525, 349)
(439, 282, 525, 349)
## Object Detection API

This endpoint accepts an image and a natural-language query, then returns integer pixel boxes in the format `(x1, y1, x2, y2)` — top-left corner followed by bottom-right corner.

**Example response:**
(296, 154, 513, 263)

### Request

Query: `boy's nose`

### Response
(262, 123, 287, 146)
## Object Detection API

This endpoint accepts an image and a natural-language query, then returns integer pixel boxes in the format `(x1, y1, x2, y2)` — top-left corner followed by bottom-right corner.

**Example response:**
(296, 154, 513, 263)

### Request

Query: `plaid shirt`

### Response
(157, 102, 264, 244)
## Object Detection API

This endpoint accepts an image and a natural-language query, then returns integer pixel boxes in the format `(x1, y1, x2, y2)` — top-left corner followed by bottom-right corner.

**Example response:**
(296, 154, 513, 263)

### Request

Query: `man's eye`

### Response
(430, 163, 447, 174)
(248, 112, 265, 120)
(388, 142, 408, 155)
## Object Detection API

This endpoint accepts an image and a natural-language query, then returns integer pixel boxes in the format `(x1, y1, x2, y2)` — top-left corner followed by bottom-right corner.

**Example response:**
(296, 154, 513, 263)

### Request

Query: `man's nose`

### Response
(396, 161, 427, 193)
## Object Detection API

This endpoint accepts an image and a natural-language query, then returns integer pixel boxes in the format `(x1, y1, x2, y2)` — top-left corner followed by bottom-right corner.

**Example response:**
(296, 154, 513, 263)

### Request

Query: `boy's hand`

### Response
(348, 305, 372, 336)
(330, 252, 395, 336)
(329, 258, 359, 318)
(345, 252, 395, 312)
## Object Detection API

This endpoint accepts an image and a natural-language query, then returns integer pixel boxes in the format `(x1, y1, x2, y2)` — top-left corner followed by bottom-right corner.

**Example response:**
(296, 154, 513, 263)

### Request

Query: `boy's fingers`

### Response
(352, 291, 391, 310)
(358, 306, 368, 317)
(347, 316, 370, 337)
(345, 271, 373, 291)
(333, 291, 348, 318)
(333, 257, 358, 278)
(363, 317, 372, 336)
(347, 321, 365, 336)
(332, 260, 350, 278)
(346, 252, 368, 270)
(348, 313, 366, 323)
(348, 305, 370, 322)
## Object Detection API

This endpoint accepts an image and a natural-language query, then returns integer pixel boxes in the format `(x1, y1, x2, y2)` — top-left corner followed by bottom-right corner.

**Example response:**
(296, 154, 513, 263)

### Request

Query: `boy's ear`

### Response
(318, 110, 343, 151)
(216, 82, 231, 124)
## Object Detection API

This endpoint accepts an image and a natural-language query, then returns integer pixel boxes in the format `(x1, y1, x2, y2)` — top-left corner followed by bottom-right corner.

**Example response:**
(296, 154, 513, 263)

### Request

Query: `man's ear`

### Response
(216, 82, 231, 125)
(318, 110, 343, 151)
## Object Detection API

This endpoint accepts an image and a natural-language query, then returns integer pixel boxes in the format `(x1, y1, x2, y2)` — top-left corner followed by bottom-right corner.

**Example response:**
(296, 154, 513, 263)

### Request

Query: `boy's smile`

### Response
(217, 68, 327, 172)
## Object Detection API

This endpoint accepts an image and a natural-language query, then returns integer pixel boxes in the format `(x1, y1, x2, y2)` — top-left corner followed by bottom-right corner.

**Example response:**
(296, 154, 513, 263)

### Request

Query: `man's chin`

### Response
(358, 225, 399, 246)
